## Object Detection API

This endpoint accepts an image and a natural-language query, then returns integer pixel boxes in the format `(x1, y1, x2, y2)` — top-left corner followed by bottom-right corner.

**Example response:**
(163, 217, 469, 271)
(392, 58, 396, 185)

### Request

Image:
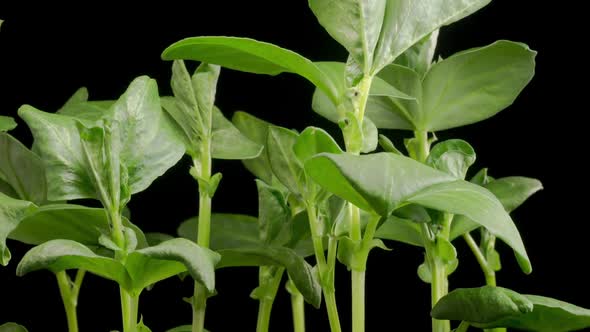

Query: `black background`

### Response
(0, 1, 583, 331)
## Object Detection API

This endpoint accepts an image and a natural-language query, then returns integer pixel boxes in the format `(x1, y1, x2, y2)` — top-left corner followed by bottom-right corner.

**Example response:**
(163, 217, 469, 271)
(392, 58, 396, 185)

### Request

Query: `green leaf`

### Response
(394, 30, 439, 75)
(267, 126, 305, 195)
(216, 246, 321, 308)
(420, 40, 536, 131)
(0, 116, 17, 132)
(0, 193, 36, 265)
(426, 139, 476, 179)
(16, 239, 128, 283)
(371, 0, 491, 73)
(9, 204, 148, 250)
(0, 133, 47, 204)
(475, 295, 590, 332)
(18, 105, 95, 200)
(431, 286, 533, 323)
(0, 323, 28, 332)
(368, 64, 421, 129)
(126, 238, 220, 293)
(162, 36, 339, 103)
(19, 76, 184, 201)
(231, 111, 273, 183)
(293, 127, 342, 164)
(417, 261, 431, 283)
(305, 153, 531, 273)
(179, 214, 260, 249)
(257, 180, 290, 244)
(304, 152, 454, 215)
(407, 181, 531, 273)
(484, 177, 543, 213)
(361, 117, 378, 153)
(106, 76, 185, 195)
(17, 238, 219, 294)
(377, 134, 402, 155)
(210, 107, 262, 160)
(308, 0, 386, 71)
(192, 63, 220, 120)
(375, 215, 423, 247)
(450, 176, 542, 240)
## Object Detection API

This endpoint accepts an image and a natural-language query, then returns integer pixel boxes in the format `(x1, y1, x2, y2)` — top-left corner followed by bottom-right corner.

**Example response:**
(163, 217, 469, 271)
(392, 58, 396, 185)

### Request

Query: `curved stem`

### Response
(56, 271, 79, 332)
(463, 233, 496, 286)
(255, 267, 284, 332)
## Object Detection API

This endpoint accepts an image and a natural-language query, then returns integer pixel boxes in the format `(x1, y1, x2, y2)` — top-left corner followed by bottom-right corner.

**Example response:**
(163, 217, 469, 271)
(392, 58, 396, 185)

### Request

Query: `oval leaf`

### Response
(9, 204, 148, 250)
(216, 246, 321, 308)
(420, 41, 536, 131)
(426, 139, 476, 179)
(304, 152, 454, 215)
(162, 36, 339, 102)
(308, 0, 386, 71)
(431, 286, 533, 323)
(16, 239, 128, 285)
(372, 0, 491, 73)
(127, 238, 220, 293)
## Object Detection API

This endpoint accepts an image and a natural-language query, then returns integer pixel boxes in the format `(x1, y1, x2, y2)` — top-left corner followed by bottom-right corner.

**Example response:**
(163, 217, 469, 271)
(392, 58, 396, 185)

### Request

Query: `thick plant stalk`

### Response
(290, 287, 306, 332)
(414, 130, 451, 332)
(345, 76, 374, 332)
(192, 136, 213, 332)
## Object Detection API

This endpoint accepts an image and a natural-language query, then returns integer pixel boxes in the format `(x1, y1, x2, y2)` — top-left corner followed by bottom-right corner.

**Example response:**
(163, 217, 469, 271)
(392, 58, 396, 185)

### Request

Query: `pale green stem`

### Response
(193, 135, 213, 332)
(414, 130, 451, 332)
(306, 203, 342, 332)
(256, 267, 284, 332)
(56, 271, 80, 332)
(121, 289, 139, 332)
(463, 233, 496, 286)
(290, 288, 305, 332)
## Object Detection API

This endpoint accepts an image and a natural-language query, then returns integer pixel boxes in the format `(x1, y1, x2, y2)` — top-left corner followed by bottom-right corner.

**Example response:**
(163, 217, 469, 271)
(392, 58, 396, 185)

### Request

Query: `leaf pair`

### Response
(313, 41, 537, 132)
(1, 201, 147, 266)
(304, 152, 532, 273)
(17, 238, 219, 296)
(309, 0, 491, 75)
(161, 0, 492, 104)
(432, 286, 590, 332)
(18, 76, 184, 204)
(161, 61, 261, 161)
